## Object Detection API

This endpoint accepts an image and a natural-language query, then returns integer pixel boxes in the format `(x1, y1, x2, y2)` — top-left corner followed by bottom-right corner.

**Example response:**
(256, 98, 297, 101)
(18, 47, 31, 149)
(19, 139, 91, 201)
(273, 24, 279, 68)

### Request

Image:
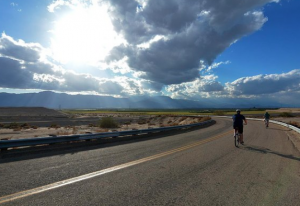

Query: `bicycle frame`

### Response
(264, 119, 269, 128)
(234, 131, 240, 147)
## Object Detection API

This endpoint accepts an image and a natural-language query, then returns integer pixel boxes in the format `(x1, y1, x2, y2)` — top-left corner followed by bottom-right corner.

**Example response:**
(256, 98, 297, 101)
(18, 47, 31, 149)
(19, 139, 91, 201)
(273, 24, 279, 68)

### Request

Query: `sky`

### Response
(0, 0, 300, 107)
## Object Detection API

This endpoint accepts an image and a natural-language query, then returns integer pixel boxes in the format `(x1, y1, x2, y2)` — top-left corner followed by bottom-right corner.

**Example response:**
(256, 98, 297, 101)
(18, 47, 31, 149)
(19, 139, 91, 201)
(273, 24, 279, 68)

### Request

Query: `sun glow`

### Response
(51, 4, 124, 65)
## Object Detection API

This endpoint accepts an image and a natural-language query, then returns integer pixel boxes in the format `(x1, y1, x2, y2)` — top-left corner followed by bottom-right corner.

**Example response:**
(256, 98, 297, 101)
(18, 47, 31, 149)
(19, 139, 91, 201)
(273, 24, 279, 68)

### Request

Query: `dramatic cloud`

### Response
(2, 0, 294, 105)
(105, 0, 272, 84)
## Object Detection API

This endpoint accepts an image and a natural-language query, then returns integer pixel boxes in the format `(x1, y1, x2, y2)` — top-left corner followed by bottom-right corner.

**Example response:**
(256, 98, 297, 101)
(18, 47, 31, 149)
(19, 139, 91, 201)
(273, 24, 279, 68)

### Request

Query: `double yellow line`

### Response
(0, 130, 231, 204)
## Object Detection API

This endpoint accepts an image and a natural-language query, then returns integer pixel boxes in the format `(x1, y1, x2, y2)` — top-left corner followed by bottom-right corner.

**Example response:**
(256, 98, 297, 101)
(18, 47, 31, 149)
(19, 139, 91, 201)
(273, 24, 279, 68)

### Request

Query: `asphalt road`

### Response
(0, 118, 299, 206)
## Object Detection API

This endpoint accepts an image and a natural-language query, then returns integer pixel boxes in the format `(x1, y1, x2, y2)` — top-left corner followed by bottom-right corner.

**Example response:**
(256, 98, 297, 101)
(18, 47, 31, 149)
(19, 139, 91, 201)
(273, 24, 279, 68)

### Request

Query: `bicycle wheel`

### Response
(234, 134, 239, 147)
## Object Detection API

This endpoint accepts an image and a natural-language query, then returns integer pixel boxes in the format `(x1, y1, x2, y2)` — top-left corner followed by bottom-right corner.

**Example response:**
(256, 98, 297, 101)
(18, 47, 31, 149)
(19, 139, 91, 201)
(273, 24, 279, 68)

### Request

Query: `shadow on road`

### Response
(266, 127, 291, 132)
(241, 145, 300, 162)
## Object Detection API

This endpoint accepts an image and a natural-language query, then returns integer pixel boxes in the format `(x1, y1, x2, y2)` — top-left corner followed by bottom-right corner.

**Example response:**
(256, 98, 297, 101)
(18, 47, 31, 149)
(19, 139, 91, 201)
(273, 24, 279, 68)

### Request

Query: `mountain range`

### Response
(0, 91, 283, 109)
(0, 91, 208, 109)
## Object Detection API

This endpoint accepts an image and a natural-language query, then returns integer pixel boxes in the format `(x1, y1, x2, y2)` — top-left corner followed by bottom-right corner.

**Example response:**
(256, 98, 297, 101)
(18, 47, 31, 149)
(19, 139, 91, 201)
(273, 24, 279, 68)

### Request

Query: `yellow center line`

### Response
(0, 130, 231, 204)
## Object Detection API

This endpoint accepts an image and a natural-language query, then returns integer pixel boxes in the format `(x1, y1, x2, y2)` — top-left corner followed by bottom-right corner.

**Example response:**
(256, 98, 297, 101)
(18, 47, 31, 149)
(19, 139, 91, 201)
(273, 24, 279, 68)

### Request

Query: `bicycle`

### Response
(264, 119, 269, 128)
(234, 131, 241, 147)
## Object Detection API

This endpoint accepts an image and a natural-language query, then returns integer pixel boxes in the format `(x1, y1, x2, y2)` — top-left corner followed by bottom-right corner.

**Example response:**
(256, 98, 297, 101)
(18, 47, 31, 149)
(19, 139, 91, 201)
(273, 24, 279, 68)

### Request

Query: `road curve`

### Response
(0, 117, 299, 206)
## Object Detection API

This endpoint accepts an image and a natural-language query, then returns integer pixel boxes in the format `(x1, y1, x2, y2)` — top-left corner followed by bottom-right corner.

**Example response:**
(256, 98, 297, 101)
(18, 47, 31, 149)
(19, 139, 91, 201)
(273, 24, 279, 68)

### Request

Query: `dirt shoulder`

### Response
(0, 114, 210, 140)
(267, 108, 300, 113)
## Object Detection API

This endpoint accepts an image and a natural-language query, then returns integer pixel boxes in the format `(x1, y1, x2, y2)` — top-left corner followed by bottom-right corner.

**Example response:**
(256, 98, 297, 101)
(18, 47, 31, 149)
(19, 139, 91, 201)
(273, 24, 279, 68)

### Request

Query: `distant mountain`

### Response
(0, 92, 285, 109)
(0, 92, 206, 109)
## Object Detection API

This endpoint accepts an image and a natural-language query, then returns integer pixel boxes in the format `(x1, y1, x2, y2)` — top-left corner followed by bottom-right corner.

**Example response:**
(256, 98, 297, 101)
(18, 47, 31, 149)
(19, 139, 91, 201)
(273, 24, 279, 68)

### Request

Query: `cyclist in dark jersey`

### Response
(232, 109, 247, 144)
(263, 112, 270, 127)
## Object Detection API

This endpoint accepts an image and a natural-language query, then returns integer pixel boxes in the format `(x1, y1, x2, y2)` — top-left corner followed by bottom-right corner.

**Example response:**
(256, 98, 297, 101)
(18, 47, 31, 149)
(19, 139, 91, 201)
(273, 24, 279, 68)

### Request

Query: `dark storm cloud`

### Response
(106, 0, 153, 44)
(142, 0, 201, 33)
(0, 56, 64, 90)
(202, 0, 277, 31)
(98, 81, 124, 94)
(0, 57, 33, 88)
(105, 0, 274, 85)
(140, 80, 164, 92)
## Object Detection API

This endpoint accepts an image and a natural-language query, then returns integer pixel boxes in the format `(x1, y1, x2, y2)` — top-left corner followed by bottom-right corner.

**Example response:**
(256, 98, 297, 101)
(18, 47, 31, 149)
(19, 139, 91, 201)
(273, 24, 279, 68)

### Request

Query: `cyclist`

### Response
(263, 111, 270, 127)
(232, 109, 247, 144)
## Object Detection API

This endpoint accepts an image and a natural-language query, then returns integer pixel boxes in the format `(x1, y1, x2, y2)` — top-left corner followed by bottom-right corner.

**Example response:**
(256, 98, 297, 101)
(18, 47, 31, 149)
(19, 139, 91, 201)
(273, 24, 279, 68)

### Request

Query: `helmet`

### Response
(236, 109, 241, 112)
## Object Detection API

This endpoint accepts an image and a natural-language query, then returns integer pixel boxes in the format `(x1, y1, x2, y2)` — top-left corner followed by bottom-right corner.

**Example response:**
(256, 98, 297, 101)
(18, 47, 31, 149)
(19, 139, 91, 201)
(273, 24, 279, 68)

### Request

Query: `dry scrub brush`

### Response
(289, 121, 300, 128)
(99, 117, 119, 128)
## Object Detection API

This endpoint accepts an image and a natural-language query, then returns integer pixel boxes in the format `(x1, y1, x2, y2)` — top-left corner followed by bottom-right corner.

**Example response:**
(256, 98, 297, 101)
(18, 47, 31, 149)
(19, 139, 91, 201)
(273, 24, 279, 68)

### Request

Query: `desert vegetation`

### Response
(278, 112, 295, 117)
(213, 110, 225, 116)
(99, 117, 119, 128)
(0, 122, 38, 130)
(289, 121, 300, 128)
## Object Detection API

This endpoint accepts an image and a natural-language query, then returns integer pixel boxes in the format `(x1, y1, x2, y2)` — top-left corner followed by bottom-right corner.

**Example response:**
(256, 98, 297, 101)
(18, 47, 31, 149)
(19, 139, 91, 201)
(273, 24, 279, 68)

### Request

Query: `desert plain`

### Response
(0, 107, 211, 140)
(0, 107, 299, 141)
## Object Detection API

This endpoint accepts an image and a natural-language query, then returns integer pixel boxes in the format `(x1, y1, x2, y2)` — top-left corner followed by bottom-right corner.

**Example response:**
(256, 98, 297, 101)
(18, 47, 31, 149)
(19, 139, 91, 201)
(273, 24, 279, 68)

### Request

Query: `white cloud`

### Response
(164, 69, 300, 107)
(112, 76, 163, 96)
(101, 56, 133, 74)
(225, 69, 300, 96)
(137, 35, 168, 49)
(10, 2, 18, 7)
(47, 0, 78, 13)
(165, 75, 224, 100)
(206, 61, 231, 72)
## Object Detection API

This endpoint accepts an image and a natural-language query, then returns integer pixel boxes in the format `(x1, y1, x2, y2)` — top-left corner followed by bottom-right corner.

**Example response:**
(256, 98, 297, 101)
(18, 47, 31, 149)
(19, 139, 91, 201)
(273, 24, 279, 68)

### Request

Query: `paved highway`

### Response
(0, 118, 299, 206)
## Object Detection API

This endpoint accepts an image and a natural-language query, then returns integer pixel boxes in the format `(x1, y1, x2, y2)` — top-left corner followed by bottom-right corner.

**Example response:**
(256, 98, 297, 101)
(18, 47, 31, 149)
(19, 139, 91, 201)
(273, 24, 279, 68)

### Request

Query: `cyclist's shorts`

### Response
(234, 126, 243, 134)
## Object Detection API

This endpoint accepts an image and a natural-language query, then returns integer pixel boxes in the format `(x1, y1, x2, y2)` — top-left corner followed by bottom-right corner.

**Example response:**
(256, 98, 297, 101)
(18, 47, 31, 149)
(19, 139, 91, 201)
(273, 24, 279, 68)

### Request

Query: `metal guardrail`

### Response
(214, 116, 300, 134)
(243, 118, 300, 134)
(269, 120, 300, 133)
(0, 120, 214, 150)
